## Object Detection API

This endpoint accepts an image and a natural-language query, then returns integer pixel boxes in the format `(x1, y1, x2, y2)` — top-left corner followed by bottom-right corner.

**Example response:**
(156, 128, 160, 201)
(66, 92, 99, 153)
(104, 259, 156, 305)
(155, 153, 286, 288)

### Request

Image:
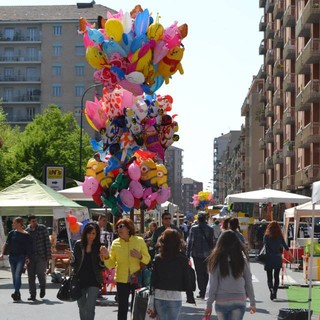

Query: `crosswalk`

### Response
(251, 274, 298, 285)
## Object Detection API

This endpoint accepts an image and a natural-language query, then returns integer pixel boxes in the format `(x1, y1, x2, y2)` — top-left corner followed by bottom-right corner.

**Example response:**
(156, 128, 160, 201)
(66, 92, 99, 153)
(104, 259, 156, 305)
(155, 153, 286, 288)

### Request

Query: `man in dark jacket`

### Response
(186, 212, 214, 299)
(26, 215, 52, 301)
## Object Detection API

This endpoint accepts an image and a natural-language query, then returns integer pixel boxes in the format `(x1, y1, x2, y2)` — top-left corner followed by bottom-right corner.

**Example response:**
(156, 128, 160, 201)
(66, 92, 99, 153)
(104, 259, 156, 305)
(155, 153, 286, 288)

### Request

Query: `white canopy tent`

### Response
(226, 188, 311, 204)
(58, 185, 93, 201)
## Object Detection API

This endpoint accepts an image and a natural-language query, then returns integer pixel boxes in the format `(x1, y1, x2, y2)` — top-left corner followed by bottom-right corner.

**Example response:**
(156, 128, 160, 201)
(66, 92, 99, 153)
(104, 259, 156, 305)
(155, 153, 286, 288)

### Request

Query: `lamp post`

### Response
(79, 83, 103, 181)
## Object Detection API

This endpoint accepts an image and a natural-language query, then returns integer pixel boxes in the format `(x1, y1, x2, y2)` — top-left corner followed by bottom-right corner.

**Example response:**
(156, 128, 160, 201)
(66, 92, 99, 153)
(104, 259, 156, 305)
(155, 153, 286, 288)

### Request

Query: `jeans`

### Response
(193, 256, 209, 297)
(154, 298, 182, 320)
(116, 282, 136, 320)
(77, 286, 100, 320)
(9, 255, 25, 294)
(215, 301, 246, 320)
(27, 255, 47, 297)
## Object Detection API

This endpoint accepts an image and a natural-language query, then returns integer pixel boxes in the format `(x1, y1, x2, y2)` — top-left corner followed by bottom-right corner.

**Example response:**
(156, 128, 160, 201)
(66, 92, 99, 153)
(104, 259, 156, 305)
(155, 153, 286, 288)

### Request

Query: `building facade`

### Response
(0, 4, 115, 133)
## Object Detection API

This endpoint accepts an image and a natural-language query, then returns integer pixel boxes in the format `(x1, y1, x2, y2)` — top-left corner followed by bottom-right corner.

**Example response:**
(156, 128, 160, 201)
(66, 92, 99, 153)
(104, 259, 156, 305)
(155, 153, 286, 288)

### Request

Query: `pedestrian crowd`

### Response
(0, 211, 293, 320)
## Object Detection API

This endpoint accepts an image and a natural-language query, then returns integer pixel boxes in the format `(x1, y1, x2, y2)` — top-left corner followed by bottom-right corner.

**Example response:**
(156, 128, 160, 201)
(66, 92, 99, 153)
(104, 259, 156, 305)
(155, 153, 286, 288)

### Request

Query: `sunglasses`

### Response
(116, 223, 126, 230)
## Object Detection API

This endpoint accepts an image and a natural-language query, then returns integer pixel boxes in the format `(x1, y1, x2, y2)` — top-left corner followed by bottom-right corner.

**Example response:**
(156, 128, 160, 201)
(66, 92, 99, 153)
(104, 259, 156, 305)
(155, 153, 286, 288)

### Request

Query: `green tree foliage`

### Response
(12, 105, 92, 182)
(0, 107, 22, 188)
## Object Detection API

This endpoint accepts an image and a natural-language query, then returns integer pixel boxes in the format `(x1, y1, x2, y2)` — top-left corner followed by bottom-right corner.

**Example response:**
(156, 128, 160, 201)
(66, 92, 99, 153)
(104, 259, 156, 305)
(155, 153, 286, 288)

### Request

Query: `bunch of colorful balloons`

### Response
(191, 191, 214, 210)
(79, 4, 188, 95)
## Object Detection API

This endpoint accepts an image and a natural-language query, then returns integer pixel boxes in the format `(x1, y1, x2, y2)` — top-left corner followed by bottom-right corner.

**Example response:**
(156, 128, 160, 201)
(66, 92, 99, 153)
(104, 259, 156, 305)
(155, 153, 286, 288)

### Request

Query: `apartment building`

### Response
(0, 3, 115, 132)
(258, 0, 320, 196)
(181, 177, 203, 215)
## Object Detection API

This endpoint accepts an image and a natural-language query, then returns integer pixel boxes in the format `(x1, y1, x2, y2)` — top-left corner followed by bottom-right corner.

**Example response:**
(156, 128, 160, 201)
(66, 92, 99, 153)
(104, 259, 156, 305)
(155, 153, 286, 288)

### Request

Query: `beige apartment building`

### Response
(0, 3, 115, 133)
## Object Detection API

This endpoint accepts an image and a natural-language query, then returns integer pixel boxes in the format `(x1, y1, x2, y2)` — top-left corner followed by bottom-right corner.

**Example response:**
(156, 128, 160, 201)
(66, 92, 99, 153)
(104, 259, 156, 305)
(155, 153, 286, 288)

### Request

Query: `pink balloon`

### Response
(121, 89, 134, 108)
(119, 189, 134, 208)
(129, 180, 144, 199)
(82, 176, 99, 196)
(128, 162, 141, 181)
(156, 187, 171, 204)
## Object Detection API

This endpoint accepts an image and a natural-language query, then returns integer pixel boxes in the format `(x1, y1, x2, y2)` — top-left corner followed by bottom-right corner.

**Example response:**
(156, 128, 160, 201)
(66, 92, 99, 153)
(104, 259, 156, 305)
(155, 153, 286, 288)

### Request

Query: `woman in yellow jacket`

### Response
(100, 218, 150, 320)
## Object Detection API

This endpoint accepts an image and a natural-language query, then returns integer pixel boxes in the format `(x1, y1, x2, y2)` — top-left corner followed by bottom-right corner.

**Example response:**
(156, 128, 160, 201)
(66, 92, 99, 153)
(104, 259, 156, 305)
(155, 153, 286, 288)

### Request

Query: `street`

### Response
(0, 260, 318, 320)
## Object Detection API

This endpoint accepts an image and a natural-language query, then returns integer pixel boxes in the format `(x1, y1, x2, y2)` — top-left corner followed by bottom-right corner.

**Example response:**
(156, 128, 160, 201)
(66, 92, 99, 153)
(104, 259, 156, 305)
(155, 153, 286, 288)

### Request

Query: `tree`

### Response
(0, 106, 23, 189)
(12, 105, 93, 182)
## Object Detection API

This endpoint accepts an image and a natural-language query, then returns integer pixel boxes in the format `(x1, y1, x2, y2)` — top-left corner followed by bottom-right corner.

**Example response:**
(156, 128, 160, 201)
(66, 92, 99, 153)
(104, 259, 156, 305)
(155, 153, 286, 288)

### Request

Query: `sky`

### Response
(8, 0, 263, 190)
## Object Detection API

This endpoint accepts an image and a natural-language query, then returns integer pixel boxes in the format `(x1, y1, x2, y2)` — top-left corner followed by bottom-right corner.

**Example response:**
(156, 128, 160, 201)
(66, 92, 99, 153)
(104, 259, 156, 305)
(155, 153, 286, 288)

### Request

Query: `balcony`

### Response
(273, 59, 284, 77)
(258, 162, 266, 174)
(283, 39, 295, 60)
(241, 98, 249, 115)
(273, 180, 282, 190)
(259, 0, 266, 8)
(266, 22, 275, 39)
(283, 175, 295, 191)
(259, 138, 266, 150)
(266, 76, 274, 91)
(2, 94, 40, 103)
(295, 165, 320, 186)
(266, 0, 275, 13)
(273, 118, 283, 135)
(259, 15, 267, 31)
(259, 90, 266, 103)
(266, 49, 275, 65)
(303, 80, 320, 105)
(258, 108, 267, 126)
(0, 55, 41, 63)
(295, 17, 311, 38)
(273, 150, 284, 164)
(265, 102, 274, 117)
(283, 5, 295, 27)
(283, 106, 295, 125)
(257, 64, 266, 79)
(296, 122, 320, 147)
(274, 28, 284, 48)
(265, 128, 274, 143)
(295, 52, 310, 75)
(283, 140, 295, 157)
(265, 156, 274, 169)
(283, 73, 295, 92)
(273, 89, 283, 106)
(301, 0, 320, 24)
(273, 0, 285, 19)
(0, 75, 41, 82)
(295, 91, 308, 111)
(259, 40, 267, 55)
(301, 38, 320, 65)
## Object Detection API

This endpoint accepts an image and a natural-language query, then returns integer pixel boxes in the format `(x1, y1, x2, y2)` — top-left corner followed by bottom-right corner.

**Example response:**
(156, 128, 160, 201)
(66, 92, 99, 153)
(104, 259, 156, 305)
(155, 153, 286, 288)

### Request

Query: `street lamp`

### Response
(79, 83, 103, 181)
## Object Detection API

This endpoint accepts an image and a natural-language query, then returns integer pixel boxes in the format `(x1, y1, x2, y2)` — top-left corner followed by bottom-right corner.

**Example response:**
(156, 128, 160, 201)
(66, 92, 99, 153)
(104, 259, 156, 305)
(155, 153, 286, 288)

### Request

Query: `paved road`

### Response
(0, 259, 318, 320)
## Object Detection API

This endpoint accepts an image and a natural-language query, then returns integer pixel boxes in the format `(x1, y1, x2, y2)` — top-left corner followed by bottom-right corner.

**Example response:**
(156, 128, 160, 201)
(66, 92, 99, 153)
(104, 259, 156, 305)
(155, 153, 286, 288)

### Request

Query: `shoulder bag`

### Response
(56, 274, 82, 302)
(256, 245, 267, 265)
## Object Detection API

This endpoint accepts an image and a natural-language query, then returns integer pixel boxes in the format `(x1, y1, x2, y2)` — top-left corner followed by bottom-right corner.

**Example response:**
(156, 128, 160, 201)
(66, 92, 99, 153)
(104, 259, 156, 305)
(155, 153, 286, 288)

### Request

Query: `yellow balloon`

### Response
(105, 19, 124, 42)
(86, 46, 108, 69)
(147, 14, 164, 41)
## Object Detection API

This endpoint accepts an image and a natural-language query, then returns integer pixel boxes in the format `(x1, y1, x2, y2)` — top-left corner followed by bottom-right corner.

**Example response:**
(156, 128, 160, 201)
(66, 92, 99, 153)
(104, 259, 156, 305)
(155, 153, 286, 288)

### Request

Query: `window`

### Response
(75, 65, 84, 76)
(75, 44, 84, 56)
(4, 28, 14, 40)
(52, 85, 62, 97)
(27, 107, 36, 120)
(3, 87, 13, 101)
(75, 85, 84, 97)
(53, 26, 62, 36)
(52, 65, 62, 76)
(4, 68, 14, 80)
(53, 45, 62, 56)
(26, 47, 38, 61)
(27, 27, 37, 41)
(4, 48, 14, 61)
(26, 67, 38, 81)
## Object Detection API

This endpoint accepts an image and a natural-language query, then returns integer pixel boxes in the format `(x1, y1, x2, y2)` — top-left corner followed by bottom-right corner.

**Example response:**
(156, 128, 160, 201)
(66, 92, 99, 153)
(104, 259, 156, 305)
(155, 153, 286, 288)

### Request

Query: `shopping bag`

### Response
(132, 287, 149, 320)
(56, 275, 82, 302)
(145, 294, 158, 320)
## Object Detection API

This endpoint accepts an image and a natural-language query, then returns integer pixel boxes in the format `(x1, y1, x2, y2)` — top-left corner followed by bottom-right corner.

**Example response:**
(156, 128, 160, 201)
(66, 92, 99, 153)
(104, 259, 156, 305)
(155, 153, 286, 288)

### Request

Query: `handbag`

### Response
(132, 287, 149, 320)
(56, 274, 82, 302)
(184, 262, 196, 292)
(256, 245, 267, 264)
